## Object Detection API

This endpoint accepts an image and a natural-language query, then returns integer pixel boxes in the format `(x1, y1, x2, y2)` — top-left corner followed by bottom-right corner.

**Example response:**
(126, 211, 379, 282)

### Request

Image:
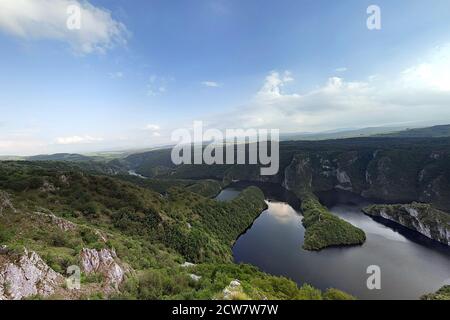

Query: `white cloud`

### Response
(335, 67, 347, 72)
(145, 124, 160, 131)
(109, 71, 123, 79)
(209, 45, 450, 132)
(257, 71, 294, 98)
(0, 0, 128, 54)
(147, 75, 172, 96)
(144, 124, 162, 137)
(56, 135, 104, 145)
(201, 81, 221, 88)
(399, 44, 450, 92)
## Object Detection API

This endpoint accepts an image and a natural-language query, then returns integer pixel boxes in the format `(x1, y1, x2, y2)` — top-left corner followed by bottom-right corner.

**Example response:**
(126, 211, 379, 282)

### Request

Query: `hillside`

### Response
(0, 161, 354, 300)
(123, 137, 450, 212)
(116, 137, 450, 250)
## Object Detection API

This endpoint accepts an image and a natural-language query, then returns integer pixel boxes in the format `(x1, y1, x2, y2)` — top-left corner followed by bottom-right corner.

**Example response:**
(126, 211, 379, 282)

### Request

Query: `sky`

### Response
(1, 0, 450, 155)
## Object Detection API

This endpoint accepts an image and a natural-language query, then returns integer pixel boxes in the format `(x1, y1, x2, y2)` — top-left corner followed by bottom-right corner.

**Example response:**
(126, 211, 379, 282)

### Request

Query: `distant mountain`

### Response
(0, 156, 24, 161)
(26, 153, 92, 162)
(379, 124, 450, 138)
(281, 126, 409, 141)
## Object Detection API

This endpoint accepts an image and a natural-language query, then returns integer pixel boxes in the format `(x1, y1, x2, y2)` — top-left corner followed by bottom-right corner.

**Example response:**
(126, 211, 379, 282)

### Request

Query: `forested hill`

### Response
(0, 160, 355, 300)
(121, 137, 450, 212)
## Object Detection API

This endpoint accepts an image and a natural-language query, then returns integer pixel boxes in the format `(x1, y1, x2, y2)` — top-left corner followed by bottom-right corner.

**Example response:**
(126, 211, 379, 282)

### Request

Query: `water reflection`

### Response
(231, 185, 450, 300)
(266, 201, 299, 224)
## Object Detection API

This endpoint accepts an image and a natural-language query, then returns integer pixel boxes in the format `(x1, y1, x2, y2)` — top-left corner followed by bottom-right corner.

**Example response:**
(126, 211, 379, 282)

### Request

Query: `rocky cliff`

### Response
(126, 138, 450, 213)
(80, 248, 128, 292)
(363, 203, 450, 245)
(0, 248, 63, 300)
(282, 148, 450, 212)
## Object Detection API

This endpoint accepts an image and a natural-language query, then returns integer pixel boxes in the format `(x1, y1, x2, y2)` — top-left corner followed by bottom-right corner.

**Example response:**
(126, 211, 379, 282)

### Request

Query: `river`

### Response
(215, 182, 450, 300)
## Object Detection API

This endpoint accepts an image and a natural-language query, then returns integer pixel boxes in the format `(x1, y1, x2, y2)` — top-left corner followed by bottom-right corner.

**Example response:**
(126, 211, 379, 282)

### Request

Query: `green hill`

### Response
(0, 161, 353, 300)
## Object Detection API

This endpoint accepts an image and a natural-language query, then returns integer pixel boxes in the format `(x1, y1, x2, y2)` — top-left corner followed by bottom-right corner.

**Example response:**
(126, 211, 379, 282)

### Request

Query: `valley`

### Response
(1, 134, 449, 300)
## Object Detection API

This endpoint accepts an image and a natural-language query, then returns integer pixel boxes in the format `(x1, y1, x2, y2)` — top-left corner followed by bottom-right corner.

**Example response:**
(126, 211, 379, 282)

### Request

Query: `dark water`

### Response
(215, 187, 242, 202)
(221, 183, 450, 300)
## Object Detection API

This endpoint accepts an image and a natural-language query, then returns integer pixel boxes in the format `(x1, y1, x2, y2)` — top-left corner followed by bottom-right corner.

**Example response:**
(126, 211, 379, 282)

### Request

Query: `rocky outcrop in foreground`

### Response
(363, 203, 450, 246)
(0, 249, 63, 300)
(80, 248, 128, 291)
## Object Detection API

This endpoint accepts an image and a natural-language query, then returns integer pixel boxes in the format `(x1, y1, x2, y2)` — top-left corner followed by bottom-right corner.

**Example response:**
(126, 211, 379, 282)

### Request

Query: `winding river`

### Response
(215, 183, 450, 300)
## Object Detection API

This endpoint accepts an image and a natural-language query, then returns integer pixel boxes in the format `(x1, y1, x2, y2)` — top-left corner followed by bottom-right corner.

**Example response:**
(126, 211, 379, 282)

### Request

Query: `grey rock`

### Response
(80, 248, 127, 291)
(0, 249, 63, 300)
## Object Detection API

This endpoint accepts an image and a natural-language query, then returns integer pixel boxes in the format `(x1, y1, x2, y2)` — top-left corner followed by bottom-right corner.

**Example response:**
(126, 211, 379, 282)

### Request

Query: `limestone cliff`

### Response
(80, 248, 128, 291)
(0, 249, 63, 300)
(281, 149, 450, 212)
(363, 203, 450, 246)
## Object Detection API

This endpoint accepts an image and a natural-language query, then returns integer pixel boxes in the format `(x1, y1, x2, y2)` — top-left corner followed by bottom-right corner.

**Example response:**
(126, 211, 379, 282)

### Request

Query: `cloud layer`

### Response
(210, 44, 450, 132)
(201, 81, 221, 88)
(56, 135, 104, 145)
(0, 0, 128, 54)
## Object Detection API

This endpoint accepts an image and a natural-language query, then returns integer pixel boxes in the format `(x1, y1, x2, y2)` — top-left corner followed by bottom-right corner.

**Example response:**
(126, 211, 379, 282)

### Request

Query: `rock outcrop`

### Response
(0, 249, 63, 300)
(363, 203, 450, 246)
(222, 279, 245, 300)
(281, 149, 450, 212)
(80, 248, 127, 291)
(34, 211, 77, 232)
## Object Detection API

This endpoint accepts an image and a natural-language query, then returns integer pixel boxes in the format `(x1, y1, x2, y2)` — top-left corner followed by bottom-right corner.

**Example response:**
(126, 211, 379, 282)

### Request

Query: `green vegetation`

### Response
(0, 161, 355, 300)
(300, 194, 366, 251)
(118, 263, 354, 300)
(123, 137, 450, 211)
(420, 285, 450, 300)
(118, 174, 223, 198)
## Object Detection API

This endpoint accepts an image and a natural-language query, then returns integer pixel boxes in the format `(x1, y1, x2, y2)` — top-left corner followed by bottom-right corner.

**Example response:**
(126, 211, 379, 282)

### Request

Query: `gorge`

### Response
(217, 184, 450, 300)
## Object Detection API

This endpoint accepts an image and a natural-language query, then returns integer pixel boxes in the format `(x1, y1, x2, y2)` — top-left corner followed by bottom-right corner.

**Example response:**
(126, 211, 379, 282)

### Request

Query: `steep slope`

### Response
(119, 137, 450, 250)
(363, 203, 450, 245)
(0, 161, 353, 300)
(121, 138, 450, 212)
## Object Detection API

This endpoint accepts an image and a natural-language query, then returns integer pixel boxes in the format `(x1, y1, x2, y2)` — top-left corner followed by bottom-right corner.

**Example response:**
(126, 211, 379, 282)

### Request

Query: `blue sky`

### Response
(1, 0, 450, 155)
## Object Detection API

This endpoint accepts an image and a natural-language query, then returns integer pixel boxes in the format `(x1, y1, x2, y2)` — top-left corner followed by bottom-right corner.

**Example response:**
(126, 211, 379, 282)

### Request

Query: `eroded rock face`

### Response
(0, 249, 63, 300)
(34, 211, 77, 232)
(336, 169, 352, 191)
(279, 149, 450, 212)
(80, 248, 126, 291)
(363, 203, 450, 246)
